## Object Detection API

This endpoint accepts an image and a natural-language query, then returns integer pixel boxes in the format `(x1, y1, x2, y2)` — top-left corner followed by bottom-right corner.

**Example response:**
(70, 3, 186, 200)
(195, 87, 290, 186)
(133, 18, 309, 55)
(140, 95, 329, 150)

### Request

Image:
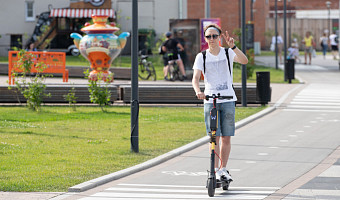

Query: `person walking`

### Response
(319, 33, 328, 59)
(329, 31, 338, 60)
(271, 32, 283, 64)
(192, 24, 248, 181)
(302, 31, 315, 65)
(161, 31, 187, 81)
(291, 38, 302, 63)
(26, 43, 37, 51)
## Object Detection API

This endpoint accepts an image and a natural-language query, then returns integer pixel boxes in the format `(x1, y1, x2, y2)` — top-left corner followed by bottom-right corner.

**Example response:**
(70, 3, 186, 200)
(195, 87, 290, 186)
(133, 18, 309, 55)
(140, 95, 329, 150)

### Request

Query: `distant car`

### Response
(46, 34, 80, 56)
(67, 44, 80, 56)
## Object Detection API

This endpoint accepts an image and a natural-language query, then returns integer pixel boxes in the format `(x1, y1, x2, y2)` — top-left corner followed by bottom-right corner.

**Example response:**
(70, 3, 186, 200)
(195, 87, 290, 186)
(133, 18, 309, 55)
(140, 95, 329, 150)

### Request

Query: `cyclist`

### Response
(161, 31, 187, 81)
(192, 24, 248, 182)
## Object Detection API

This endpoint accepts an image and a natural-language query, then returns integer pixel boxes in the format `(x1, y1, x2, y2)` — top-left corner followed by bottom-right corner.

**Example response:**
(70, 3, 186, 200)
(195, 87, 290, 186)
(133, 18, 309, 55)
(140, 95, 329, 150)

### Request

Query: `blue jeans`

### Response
(204, 101, 235, 136)
(322, 44, 328, 56)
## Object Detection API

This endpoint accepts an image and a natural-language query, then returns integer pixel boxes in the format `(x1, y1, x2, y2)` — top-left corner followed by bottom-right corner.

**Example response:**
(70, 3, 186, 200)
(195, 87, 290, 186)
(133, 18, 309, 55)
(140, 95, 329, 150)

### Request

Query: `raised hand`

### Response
(221, 31, 235, 47)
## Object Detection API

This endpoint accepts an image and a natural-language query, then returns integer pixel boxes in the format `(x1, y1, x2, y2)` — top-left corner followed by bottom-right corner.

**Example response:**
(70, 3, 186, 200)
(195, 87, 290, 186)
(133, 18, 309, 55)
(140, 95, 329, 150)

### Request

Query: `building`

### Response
(0, 0, 339, 57)
(0, 0, 186, 56)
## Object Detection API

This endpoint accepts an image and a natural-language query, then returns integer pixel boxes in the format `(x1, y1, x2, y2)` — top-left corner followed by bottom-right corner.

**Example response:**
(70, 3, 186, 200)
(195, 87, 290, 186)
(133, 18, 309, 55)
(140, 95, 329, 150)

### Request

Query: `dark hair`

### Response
(203, 24, 222, 35)
(165, 31, 172, 38)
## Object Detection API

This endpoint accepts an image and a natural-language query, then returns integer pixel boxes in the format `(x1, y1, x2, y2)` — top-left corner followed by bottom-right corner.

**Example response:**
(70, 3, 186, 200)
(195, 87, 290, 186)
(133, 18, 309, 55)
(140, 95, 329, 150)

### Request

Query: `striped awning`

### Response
(49, 9, 115, 18)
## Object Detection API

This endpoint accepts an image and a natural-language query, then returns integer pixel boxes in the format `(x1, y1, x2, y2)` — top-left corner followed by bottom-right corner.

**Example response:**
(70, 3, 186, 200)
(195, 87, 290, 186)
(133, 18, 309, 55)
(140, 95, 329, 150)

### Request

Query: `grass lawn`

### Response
(0, 105, 265, 192)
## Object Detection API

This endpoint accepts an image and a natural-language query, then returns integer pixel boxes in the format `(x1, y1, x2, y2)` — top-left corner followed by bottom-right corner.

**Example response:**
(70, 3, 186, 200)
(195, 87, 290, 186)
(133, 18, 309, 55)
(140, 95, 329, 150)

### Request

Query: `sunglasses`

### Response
(205, 34, 219, 39)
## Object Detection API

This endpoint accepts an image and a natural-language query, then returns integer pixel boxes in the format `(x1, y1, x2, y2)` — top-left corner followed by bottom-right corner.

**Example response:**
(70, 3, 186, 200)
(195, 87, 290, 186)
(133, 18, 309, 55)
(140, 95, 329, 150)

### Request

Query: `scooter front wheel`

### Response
(207, 178, 215, 197)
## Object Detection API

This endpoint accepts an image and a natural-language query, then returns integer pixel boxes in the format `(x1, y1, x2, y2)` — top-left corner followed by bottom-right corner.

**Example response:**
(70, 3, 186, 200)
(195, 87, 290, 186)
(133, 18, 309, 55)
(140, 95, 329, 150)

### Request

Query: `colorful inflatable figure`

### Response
(71, 15, 130, 82)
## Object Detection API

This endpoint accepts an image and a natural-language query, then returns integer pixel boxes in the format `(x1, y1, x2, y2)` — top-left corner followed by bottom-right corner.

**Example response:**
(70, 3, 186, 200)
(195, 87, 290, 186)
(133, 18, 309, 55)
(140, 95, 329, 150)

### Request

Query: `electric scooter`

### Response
(205, 93, 233, 197)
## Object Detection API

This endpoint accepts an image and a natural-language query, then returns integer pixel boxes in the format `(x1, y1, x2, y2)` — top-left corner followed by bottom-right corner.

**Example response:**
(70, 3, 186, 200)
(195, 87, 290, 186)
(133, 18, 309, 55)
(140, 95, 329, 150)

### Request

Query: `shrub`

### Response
(63, 87, 77, 111)
(9, 49, 51, 111)
(84, 69, 112, 112)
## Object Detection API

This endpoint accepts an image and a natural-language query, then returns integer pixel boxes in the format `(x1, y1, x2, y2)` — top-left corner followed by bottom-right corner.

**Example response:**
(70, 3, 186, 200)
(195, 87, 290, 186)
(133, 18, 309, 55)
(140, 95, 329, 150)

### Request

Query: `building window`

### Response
(10, 35, 23, 50)
(25, 1, 35, 21)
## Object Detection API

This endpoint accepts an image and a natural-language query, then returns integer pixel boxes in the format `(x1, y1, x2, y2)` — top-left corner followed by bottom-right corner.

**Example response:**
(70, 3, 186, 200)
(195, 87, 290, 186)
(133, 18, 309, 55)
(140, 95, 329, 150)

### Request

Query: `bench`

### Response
(8, 51, 68, 85)
(120, 84, 271, 104)
(66, 66, 131, 80)
(0, 85, 118, 103)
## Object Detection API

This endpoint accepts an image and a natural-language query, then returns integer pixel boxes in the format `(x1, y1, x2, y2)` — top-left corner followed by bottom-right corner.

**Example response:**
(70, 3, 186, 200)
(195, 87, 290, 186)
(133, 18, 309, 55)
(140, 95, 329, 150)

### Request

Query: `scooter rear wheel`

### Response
(207, 178, 215, 197)
(223, 181, 230, 190)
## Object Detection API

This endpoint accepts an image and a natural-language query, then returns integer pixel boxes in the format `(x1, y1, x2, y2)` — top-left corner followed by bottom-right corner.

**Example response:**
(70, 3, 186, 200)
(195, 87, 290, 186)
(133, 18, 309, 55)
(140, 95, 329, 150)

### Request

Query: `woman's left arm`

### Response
(232, 47, 248, 64)
(221, 30, 248, 64)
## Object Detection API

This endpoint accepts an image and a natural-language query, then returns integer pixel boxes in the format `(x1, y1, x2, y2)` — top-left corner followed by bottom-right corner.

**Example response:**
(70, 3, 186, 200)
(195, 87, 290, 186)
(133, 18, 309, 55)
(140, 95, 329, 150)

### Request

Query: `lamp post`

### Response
(275, 0, 278, 70)
(338, 0, 340, 70)
(250, 0, 254, 21)
(205, 0, 210, 18)
(326, 1, 331, 35)
(288, 0, 291, 46)
(283, 0, 287, 82)
(131, 0, 139, 153)
(241, 0, 247, 107)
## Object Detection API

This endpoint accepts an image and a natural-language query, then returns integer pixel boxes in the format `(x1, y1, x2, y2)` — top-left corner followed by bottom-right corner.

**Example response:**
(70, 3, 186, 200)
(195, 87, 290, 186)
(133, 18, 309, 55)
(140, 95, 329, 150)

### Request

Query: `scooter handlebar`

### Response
(205, 93, 233, 101)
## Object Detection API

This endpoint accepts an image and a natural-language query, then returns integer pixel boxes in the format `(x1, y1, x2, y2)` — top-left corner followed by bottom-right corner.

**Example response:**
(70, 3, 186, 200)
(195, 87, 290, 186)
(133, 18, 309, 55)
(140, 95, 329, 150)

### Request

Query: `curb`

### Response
(67, 106, 276, 193)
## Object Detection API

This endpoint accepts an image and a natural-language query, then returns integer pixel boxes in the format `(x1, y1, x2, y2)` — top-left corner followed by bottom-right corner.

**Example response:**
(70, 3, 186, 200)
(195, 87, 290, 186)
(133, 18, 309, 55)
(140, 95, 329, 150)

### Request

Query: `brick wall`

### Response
(270, 0, 339, 11)
(187, 0, 269, 48)
(187, 0, 338, 50)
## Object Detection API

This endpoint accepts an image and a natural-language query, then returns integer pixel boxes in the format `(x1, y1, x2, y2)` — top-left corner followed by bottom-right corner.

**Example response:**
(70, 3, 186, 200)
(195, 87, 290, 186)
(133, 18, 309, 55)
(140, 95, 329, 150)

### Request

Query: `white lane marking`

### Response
(292, 99, 340, 102)
(81, 192, 271, 199)
(117, 183, 280, 190)
(258, 153, 269, 156)
(161, 171, 206, 176)
(246, 161, 257, 164)
(294, 95, 340, 98)
(283, 109, 340, 113)
(268, 147, 279, 149)
(291, 102, 340, 106)
(295, 130, 304, 133)
(105, 187, 276, 195)
(287, 105, 340, 109)
(318, 166, 340, 177)
(273, 84, 303, 108)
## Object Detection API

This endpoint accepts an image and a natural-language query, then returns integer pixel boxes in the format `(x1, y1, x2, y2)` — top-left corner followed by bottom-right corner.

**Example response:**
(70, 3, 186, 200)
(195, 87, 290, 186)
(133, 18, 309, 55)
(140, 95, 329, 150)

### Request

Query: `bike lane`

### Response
(54, 60, 340, 200)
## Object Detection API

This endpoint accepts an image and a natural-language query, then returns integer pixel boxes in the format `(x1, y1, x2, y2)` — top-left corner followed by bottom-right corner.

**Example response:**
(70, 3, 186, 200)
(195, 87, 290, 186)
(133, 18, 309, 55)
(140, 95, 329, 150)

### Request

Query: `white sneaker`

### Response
(220, 168, 233, 181)
(215, 168, 222, 181)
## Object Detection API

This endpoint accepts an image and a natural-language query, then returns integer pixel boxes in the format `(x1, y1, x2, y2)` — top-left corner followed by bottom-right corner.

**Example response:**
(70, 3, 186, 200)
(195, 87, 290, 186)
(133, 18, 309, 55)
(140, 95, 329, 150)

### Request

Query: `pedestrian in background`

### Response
(161, 31, 187, 81)
(26, 43, 37, 52)
(329, 31, 338, 60)
(302, 31, 315, 65)
(319, 33, 328, 59)
(271, 33, 283, 64)
(289, 38, 301, 63)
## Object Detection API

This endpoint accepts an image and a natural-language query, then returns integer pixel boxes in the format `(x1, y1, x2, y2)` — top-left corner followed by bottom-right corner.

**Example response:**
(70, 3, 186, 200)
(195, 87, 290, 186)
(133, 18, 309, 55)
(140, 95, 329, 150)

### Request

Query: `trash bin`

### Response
(256, 71, 271, 104)
(286, 59, 295, 83)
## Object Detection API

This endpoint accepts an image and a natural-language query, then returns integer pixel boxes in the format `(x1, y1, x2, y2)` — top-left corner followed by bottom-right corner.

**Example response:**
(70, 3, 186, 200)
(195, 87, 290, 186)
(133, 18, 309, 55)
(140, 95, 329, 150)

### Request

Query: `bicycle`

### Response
(138, 51, 156, 81)
(167, 52, 182, 81)
(205, 93, 233, 197)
